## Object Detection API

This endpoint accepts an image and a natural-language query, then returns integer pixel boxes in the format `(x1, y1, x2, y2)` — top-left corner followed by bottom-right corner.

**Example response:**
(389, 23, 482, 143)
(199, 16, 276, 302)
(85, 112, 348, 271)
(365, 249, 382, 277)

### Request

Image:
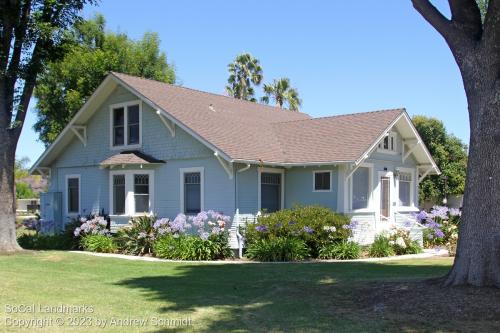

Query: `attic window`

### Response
(110, 101, 142, 149)
(378, 132, 397, 153)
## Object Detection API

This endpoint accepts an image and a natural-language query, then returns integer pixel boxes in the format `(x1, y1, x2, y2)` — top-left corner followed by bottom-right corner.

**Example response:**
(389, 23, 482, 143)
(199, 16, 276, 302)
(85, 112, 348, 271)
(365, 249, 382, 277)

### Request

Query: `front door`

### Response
(380, 176, 391, 221)
(261, 172, 282, 213)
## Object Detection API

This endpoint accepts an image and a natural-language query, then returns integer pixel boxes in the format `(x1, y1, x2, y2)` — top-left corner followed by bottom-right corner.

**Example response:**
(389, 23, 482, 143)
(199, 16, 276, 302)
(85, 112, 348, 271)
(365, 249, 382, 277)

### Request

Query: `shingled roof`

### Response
(112, 72, 404, 164)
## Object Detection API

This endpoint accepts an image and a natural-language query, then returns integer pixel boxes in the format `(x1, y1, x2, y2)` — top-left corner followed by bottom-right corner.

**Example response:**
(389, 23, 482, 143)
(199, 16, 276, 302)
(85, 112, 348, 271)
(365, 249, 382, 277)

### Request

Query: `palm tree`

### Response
(261, 78, 302, 111)
(225, 53, 263, 102)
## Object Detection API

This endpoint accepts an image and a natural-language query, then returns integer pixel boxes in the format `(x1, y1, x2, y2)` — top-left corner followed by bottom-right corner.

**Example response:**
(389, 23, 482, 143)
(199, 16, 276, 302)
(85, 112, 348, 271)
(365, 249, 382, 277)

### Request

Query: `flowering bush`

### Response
(244, 206, 353, 258)
(413, 205, 460, 254)
(73, 216, 110, 237)
(116, 215, 158, 256)
(153, 210, 232, 260)
(386, 227, 422, 255)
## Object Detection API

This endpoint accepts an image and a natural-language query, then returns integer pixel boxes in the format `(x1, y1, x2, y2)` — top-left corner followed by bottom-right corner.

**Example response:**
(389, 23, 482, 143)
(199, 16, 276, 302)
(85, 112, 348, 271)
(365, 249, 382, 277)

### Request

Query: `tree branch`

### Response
(412, 0, 455, 42)
(449, 0, 483, 40)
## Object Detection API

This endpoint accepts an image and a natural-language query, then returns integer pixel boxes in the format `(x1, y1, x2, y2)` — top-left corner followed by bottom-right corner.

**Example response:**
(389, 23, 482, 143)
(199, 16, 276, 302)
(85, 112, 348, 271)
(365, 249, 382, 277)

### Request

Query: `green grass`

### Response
(0, 251, 455, 332)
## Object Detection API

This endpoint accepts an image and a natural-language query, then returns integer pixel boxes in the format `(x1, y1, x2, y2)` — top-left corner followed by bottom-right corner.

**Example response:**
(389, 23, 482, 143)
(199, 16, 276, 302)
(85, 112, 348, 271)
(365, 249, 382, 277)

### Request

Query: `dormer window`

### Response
(378, 132, 397, 153)
(110, 101, 142, 149)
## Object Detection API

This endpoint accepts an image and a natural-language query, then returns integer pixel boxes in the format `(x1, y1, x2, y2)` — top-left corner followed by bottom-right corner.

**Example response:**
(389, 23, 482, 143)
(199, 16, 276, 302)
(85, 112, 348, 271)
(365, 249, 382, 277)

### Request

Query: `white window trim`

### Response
(109, 100, 142, 150)
(312, 170, 333, 192)
(65, 174, 81, 216)
(377, 131, 398, 155)
(258, 167, 285, 213)
(109, 169, 154, 217)
(396, 167, 418, 211)
(180, 167, 205, 215)
(349, 163, 374, 213)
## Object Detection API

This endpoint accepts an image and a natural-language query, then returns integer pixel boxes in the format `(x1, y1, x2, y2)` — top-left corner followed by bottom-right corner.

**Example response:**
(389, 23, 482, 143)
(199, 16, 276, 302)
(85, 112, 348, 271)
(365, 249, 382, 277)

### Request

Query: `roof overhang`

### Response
(30, 73, 234, 174)
(353, 110, 440, 176)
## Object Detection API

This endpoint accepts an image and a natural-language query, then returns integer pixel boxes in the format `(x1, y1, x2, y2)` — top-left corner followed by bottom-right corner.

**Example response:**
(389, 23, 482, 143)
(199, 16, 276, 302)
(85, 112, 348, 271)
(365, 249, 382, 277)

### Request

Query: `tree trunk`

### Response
(444, 74, 500, 287)
(0, 133, 21, 252)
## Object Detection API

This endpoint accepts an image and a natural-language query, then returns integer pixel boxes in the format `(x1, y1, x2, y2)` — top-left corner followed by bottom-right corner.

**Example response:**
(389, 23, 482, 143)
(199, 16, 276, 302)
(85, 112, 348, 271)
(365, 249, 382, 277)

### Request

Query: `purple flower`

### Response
(200, 232, 209, 241)
(435, 229, 445, 238)
(256, 225, 268, 232)
(430, 206, 449, 220)
(303, 226, 314, 234)
(415, 210, 428, 222)
(288, 221, 296, 226)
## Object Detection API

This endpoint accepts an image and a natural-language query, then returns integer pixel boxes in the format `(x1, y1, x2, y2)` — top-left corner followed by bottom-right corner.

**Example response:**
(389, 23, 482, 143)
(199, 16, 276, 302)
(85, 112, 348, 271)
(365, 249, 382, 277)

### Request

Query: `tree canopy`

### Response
(413, 115, 468, 203)
(261, 78, 302, 111)
(225, 53, 263, 102)
(33, 14, 176, 145)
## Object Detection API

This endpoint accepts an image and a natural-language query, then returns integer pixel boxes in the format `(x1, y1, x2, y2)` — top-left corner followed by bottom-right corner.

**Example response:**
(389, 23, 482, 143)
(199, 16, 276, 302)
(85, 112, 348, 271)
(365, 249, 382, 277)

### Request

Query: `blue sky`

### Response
(19, 0, 468, 166)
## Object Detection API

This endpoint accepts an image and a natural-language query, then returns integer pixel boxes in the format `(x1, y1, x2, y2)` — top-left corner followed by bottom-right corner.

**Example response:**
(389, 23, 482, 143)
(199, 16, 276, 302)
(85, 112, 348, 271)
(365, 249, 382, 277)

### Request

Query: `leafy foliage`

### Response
(17, 233, 73, 250)
(244, 206, 352, 258)
(387, 227, 423, 255)
(154, 233, 232, 261)
(261, 77, 302, 111)
(16, 182, 36, 199)
(412, 116, 468, 203)
(34, 14, 176, 145)
(369, 235, 395, 258)
(318, 241, 361, 260)
(225, 53, 263, 102)
(80, 234, 117, 253)
(414, 206, 461, 255)
(246, 237, 309, 262)
(116, 215, 157, 256)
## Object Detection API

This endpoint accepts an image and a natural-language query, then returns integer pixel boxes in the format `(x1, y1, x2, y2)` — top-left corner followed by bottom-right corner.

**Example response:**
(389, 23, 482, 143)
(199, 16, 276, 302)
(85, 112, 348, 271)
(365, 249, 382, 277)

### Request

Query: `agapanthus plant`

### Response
(413, 205, 460, 254)
(74, 216, 110, 237)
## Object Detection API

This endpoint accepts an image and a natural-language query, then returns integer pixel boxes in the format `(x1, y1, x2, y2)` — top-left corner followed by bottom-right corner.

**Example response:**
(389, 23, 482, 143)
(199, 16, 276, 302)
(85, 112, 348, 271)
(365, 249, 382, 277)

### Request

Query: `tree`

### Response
(34, 14, 176, 145)
(225, 53, 263, 102)
(261, 78, 302, 111)
(412, 0, 499, 287)
(412, 116, 468, 203)
(0, 0, 94, 252)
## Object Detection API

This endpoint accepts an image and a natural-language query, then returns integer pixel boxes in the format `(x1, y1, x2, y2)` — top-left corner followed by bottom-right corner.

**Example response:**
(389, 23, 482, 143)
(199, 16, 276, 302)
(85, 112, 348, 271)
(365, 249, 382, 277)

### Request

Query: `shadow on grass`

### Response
(115, 261, 459, 332)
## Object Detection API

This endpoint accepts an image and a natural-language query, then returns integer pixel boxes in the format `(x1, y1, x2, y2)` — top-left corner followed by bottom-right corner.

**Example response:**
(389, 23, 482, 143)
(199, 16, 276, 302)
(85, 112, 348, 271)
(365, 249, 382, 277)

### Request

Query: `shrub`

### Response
(246, 237, 309, 262)
(17, 233, 73, 250)
(116, 215, 158, 256)
(319, 241, 361, 260)
(244, 205, 353, 258)
(369, 235, 395, 257)
(153, 211, 233, 260)
(387, 227, 423, 255)
(80, 234, 117, 253)
(414, 206, 460, 254)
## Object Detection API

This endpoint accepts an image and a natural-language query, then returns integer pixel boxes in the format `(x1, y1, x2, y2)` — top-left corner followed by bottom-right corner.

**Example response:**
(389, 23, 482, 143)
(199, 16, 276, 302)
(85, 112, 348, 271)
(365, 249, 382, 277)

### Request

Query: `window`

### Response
(113, 175, 126, 215)
(261, 172, 282, 213)
(352, 167, 369, 210)
(110, 171, 153, 215)
(378, 132, 397, 153)
(313, 171, 332, 191)
(66, 176, 80, 214)
(110, 101, 141, 148)
(134, 174, 150, 213)
(398, 172, 412, 206)
(184, 172, 201, 214)
(128, 105, 140, 145)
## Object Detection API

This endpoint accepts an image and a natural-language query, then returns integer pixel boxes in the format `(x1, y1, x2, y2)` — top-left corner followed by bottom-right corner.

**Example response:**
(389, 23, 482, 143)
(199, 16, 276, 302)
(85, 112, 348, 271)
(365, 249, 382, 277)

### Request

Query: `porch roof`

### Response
(99, 151, 165, 168)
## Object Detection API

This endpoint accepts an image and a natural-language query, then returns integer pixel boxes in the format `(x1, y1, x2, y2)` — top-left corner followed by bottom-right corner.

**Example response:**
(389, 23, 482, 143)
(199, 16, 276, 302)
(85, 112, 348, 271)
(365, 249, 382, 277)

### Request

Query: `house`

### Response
(31, 72, 439, 247)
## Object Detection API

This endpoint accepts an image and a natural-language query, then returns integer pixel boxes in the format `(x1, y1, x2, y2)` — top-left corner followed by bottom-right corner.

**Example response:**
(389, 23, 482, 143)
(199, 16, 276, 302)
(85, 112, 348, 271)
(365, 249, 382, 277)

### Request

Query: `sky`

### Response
(18, 0, 469, 166)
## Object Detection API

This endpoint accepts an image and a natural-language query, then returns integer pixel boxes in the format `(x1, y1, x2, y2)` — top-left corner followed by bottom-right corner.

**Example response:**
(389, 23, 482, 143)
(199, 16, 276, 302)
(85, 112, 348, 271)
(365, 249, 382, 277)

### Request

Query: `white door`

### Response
(377, 171, 394, 227)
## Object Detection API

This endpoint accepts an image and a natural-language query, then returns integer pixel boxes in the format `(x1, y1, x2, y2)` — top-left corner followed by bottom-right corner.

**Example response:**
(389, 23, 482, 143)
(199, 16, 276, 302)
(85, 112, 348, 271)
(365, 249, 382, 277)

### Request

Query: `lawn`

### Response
(0, 252, 498, 332)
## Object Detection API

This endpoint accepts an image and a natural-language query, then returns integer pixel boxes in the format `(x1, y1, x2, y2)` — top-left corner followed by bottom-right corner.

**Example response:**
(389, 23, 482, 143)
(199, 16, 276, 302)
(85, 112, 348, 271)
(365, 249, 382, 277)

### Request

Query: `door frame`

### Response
(376, 170, 394, 226)
(258, 167, 285, 213)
